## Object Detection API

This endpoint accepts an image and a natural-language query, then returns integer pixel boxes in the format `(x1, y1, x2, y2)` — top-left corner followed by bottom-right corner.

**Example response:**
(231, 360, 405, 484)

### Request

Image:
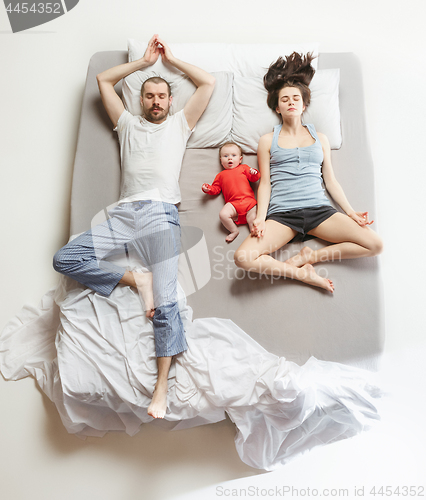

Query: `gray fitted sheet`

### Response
(70, 51, 384, 370)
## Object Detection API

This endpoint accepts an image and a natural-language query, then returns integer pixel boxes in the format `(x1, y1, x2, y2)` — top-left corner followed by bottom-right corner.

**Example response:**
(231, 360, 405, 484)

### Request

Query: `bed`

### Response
(0, 42, 383, 470)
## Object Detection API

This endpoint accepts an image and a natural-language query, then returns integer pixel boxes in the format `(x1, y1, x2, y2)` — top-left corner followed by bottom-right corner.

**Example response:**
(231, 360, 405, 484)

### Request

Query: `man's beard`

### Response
(144, 105, 169, 123)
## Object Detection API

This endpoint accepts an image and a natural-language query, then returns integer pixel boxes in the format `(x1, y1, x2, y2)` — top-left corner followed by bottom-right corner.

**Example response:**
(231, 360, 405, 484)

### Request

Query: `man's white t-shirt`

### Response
(114, 109, 193, 205)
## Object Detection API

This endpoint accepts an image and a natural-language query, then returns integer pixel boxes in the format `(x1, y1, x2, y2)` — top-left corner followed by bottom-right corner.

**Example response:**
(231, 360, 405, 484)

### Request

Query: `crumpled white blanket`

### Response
(0, 276, 381, 471)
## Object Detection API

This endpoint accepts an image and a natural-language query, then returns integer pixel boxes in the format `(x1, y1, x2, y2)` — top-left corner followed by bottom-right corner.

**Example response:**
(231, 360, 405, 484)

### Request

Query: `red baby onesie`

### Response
(205, 164, 260, 225)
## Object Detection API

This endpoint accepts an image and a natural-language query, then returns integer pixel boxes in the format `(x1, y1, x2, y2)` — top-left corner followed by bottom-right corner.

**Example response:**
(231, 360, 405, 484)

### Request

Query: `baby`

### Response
(202, 142, 260, 242)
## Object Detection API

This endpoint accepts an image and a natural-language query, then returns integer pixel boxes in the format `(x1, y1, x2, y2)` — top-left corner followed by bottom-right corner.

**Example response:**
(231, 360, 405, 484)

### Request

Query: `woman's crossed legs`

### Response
(234, 213, 383, 292)
(286, 212, 383, 268)
(234, 220, 334, 292)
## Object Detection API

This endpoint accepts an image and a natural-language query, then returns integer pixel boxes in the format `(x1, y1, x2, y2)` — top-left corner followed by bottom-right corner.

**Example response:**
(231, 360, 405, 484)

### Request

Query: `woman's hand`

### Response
(251, 218, 266, 238)
(348, 211, 374, 226)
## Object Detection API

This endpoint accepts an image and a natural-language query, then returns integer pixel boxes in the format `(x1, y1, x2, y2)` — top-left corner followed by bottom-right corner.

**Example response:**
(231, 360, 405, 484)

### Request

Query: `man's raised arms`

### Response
(97, 35, 215, 129)
(96, 35, 160, 128)
(156, 37, 215, 130)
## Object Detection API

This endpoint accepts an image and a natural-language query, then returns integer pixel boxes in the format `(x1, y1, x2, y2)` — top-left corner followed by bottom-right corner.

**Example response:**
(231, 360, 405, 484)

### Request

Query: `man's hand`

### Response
(156, 36, 175, 65)
(96, 34, 165, 128)
(142, 34, 161, 66)
(348, 211, 374, 226)
(150, 35, 215, 130)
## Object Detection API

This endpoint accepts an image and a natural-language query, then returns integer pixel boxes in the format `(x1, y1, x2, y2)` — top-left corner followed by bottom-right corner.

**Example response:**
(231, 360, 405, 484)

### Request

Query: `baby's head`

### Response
(219, 142, 243, 170)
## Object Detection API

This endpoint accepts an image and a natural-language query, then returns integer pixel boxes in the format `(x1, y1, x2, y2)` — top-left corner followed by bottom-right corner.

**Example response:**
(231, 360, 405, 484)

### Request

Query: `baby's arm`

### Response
(202, 173, 222, 195)
(244, 165, 261, 182)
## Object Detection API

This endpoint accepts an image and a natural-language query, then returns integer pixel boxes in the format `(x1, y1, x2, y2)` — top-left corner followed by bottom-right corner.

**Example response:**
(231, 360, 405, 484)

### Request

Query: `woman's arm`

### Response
(319, 133, 373, 226)
(252, 134, 273, 237)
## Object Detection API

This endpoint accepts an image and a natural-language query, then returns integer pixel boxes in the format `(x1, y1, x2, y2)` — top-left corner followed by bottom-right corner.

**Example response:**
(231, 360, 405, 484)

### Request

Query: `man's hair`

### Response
(141, 76, 172, 97)
(219, 142, 243, 157)
(263, 52, 315, 112)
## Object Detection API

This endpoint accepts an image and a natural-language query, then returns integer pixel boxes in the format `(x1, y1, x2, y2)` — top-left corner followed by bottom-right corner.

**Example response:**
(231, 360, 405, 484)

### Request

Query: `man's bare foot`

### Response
(147, 380, 168, 419)
(299, 263, 334, 292)
(145, 308, 155, 319)
(133, 271, 155, 318)
(286, 246, 314, 267)
(226, 230, 239, 243)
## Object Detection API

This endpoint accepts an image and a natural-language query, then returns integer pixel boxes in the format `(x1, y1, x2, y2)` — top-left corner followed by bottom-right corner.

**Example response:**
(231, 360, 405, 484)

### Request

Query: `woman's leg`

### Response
(219, 202, 239, 242)
(286, 213, 383, 267)
(234, 220, 334, 292)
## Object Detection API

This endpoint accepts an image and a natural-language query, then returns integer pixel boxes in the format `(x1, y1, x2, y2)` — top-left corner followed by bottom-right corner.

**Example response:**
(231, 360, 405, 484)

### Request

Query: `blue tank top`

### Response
(267, 123, 330, 216)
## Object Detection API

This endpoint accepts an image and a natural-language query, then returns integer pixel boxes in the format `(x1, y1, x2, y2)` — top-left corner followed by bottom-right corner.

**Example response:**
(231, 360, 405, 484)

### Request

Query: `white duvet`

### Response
(0, 276, 380, 471)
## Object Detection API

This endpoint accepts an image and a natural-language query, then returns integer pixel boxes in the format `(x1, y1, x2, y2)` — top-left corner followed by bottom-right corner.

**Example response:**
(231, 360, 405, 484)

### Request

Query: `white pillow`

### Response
(122, 65, 233, 148)
(231, 69, 342, 153)
(127, 39, 319, 75)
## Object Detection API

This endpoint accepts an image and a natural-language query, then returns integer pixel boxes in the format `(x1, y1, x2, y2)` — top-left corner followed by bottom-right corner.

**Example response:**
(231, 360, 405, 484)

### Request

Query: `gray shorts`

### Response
(266, 205, 338, 241)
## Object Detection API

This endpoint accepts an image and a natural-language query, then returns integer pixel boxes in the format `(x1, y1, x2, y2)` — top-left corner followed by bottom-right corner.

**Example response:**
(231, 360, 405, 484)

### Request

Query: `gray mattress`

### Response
(70, 51, 384, 369)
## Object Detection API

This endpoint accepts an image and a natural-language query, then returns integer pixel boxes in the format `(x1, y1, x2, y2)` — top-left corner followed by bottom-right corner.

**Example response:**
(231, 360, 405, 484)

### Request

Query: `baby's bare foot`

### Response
(147, 380, 168, 419)
(133, 271, 155, 318)
(286, 246, 314, 267)
(299, 263, 334, 292)
(226, 230, 239, 243)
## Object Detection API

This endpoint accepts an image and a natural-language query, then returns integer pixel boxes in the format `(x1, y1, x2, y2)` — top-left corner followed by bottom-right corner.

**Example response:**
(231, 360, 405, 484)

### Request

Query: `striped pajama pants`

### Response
(53, 200, 187, 357)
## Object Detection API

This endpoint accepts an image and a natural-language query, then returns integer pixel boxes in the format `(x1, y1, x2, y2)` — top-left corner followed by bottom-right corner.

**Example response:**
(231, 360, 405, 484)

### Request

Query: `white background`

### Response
(1, 1, 425, 499)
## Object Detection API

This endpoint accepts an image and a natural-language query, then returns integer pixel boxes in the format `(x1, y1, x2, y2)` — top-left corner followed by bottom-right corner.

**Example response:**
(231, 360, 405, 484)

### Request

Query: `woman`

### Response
(234, 53, 382, 292)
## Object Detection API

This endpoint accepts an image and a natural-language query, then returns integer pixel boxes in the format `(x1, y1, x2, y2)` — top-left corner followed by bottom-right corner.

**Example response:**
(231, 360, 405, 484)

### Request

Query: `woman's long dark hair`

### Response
(264, 52, 316, 111)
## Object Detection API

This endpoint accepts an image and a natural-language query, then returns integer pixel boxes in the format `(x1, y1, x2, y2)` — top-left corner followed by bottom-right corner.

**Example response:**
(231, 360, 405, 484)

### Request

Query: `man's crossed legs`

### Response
(53, 200, 186, 418)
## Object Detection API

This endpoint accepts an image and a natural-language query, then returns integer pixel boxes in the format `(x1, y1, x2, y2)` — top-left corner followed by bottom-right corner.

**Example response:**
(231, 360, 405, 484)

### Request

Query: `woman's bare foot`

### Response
(133, 271, 155, 318)
(286, 246, 314, 267)
(226, 230, 239, 243)
(298, 263, 334, 292)
(147, 380, 168, 419)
